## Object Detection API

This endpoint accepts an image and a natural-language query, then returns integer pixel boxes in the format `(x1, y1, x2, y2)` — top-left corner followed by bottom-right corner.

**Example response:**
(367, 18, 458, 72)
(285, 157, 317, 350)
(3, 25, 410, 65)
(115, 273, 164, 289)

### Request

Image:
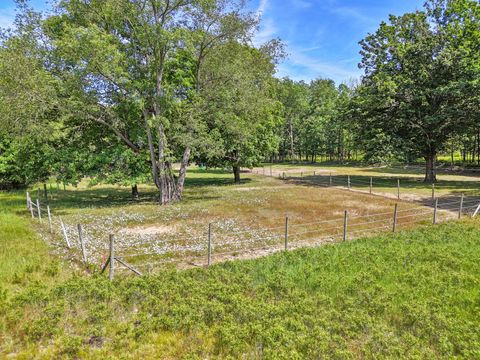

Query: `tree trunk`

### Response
(288, 118, 295, 162)
(233, 166, 241, 184)
(174, 147, 191, 201)
(424, 151, 437, 183)
(131, 184, 139, 200)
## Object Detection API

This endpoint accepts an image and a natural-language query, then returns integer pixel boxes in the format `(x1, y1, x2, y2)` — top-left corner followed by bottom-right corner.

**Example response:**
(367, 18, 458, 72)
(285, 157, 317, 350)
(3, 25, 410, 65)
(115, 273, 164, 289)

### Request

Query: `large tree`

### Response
(356, 0, 480, 182)
(45, 0, 258, 204)
(196, 41, 282, 183)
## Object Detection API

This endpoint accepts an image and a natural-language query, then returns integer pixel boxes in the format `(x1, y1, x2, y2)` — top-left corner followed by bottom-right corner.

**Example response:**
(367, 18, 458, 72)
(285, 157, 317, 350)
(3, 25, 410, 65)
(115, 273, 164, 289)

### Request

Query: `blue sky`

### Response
(0, 0, 425, 84)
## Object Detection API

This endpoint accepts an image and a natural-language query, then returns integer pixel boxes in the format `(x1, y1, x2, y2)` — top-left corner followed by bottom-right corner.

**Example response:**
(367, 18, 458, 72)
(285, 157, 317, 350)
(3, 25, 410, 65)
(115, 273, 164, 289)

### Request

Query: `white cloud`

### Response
(0, 7, 16, 29)
(290, 0, 312, 10)
(277, 49, 362, 84)
(256, 0, 268, 16)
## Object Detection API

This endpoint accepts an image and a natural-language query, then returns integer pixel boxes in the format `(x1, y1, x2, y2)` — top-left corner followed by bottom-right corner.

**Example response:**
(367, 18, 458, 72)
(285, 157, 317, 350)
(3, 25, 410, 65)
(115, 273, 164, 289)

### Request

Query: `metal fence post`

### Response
(47, 205, 52, 233)
(78, 224, 87, 262)
(433, 198, 438, 224)
(29, 200, 34, 218)
(207, 223, 212, 266)
(60, 218, 71, 248)
(109, 234, 115, 281)
(36, 199, 42, 222)
(458, 194, 464, 219)
(369, 177, 372, 194)
(393, 204, 398, 232)
(343, 210, 348, 241)
(431, 183, 435, 201)
(284, 216, 289, 250)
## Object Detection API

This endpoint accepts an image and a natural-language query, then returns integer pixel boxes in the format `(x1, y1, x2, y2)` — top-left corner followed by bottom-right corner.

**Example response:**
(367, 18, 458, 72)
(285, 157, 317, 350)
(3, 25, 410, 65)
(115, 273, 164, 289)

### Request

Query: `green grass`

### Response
(258, 162, 480, 199)
(1, 186, 480, 358)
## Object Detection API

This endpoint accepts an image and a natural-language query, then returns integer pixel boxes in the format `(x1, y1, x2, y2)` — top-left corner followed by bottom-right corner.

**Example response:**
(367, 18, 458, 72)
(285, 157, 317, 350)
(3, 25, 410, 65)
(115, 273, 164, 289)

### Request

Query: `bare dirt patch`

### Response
(121, 225, 176, 236)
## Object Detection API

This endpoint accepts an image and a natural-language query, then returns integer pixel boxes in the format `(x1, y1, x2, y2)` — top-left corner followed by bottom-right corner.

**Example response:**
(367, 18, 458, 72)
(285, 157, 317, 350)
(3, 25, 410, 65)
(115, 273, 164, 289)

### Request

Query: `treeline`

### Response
(274, 0, 480, 183)
(1, 0, 480, 199)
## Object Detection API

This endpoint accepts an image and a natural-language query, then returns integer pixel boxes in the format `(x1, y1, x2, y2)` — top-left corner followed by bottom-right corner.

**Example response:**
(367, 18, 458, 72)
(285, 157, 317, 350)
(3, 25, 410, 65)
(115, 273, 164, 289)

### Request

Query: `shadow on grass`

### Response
(17, 170, 254, 214)
(282, 174, 480, 209)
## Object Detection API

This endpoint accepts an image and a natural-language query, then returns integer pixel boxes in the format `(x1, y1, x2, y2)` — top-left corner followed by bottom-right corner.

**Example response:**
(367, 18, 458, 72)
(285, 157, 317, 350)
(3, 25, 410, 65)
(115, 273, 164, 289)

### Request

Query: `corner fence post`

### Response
(78, 224, 87, 262)
(370, 177, 373, 194)
(458, 194, 464, 219)
(36, 199, 42, 222)
(284, 216, 289, 250)
(29, 200, 34, 218)
(207, 223, 212, 267)
(47, 205, 52, 233)
(433, 198, 438, 224)
(393, 204, 398, 232)
(397, 179, 400, 200)
(109, 234, 115, 281)
(343, 210, 348, 241)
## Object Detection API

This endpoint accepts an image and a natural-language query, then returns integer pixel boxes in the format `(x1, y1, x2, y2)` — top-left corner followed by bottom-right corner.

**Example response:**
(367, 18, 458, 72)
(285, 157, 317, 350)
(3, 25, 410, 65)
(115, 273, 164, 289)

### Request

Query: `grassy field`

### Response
(1, 184, 480, 358)
(25, 168, 446, 270)
(255, 162, 480, 200)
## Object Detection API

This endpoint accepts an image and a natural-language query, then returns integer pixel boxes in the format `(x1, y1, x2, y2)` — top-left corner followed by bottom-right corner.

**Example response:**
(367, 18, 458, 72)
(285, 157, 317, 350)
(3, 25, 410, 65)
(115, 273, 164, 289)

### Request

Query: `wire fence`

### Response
(25, 186, 480, 280)
(251, 167, 480, 201)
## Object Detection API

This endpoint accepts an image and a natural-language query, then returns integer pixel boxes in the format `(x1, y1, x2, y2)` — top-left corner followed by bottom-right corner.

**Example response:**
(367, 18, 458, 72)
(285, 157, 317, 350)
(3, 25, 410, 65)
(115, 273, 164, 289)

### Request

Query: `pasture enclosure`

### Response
(26, 168, 480, 278)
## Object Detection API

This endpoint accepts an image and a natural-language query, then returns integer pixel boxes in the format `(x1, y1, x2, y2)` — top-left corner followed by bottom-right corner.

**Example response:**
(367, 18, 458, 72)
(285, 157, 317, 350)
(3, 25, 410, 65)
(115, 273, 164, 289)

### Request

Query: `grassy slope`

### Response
(1, 189, 480, 358)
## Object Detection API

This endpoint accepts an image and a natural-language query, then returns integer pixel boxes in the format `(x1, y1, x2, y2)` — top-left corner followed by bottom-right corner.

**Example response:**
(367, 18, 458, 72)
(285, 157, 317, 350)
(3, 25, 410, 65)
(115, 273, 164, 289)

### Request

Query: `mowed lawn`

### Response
(1, 185, 480, 358)
(254, 163, 480, 200)
(26, 168, 429, 269)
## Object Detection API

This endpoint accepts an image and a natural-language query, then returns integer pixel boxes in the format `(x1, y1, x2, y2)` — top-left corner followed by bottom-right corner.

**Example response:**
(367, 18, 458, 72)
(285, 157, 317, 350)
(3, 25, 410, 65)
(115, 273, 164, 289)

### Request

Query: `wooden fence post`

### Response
(431, 184, 435, 201)
(347, 176, 351, 190)
(313, 171, 316, 176)
(397, 179, 400, 200)
(60, 218, 71, 248)
(270, 166, 272, 176)
(433, 198, 438, 224)
(207, 223, 212, 267)
(329, 173, 332, 186)
(284, 216, 289, 250)
(36, 199, 42, 222)
(301, 171, 303, 177)
(393, 204, 398, 232)
(43, 183, 48, 201)
(458, 194, 464, 219)
(26, 191, 30, 210)
(283, 172, 285, 179)
(78, 224, 87, 262)
(343, 211, 348, 241)
(47, 205, 52, 233)
(109, 234, 115, 281)
(369, 177, 372, 194)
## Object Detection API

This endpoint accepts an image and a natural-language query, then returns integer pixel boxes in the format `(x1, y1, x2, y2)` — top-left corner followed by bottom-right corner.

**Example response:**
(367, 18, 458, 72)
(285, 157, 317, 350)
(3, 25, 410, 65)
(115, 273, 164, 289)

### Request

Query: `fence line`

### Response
(26, 187, 480, 279)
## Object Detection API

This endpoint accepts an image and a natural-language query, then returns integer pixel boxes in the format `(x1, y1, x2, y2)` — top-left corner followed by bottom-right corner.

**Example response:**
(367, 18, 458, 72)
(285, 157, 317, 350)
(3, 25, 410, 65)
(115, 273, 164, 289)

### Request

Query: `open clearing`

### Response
(32, 167, 476, 271)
